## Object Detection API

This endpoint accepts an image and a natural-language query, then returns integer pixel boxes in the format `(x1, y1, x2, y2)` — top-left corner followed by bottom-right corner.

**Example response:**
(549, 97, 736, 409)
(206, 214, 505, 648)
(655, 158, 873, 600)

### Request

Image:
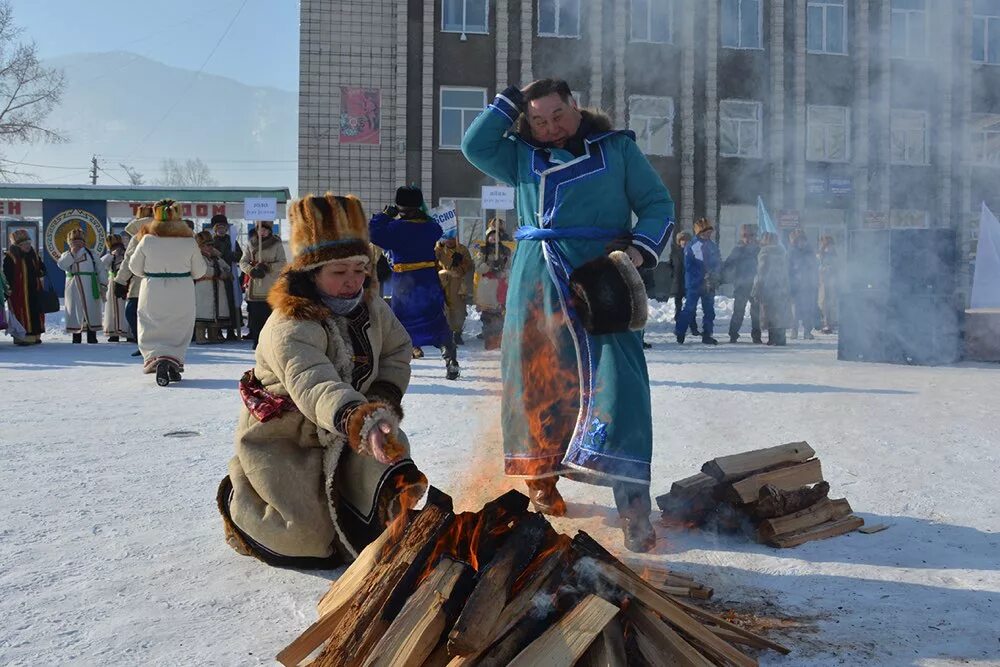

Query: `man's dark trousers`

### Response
(729, 284, 760, 340)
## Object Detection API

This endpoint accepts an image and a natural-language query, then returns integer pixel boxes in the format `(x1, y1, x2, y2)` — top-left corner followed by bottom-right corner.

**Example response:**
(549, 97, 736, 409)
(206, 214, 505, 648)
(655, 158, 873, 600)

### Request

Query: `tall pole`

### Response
(90, 155, 98, 185)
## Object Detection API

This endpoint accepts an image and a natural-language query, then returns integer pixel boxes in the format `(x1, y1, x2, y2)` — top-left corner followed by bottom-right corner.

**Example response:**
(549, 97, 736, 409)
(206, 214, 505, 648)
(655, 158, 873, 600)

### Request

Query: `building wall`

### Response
(300, 0, 999, 280)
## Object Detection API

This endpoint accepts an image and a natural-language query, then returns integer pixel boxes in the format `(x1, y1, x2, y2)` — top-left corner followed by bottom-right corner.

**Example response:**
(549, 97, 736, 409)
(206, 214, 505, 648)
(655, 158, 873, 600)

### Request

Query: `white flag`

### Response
(971, 203, 1000, 309)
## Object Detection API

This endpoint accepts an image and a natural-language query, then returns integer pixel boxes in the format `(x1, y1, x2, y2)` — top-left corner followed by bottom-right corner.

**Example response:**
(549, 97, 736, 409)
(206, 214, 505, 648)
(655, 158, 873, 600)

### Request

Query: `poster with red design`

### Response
(339, 87, 381, 145)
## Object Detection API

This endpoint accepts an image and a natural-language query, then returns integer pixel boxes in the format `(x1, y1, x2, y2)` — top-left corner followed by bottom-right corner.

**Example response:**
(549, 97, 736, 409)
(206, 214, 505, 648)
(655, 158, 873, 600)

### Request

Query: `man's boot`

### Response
(226, 328, 240, 341)
(72, 333, 82, 344)
(526, 477, 567, 517)
(108, 335, 119, 343)
(194, 323, 209, 345)
(614, 483, 655, 553)
(702, 335, 718, 345)
(442, 342, 460, 380)
(86, 330, 98, 344)
(751, 329, 763, 344)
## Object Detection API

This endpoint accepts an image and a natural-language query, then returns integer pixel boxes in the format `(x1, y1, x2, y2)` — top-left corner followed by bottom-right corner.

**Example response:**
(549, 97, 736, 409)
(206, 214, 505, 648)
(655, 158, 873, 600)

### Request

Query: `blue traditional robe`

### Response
(369, 212, 452, 348)
(462, 89, 675, 485)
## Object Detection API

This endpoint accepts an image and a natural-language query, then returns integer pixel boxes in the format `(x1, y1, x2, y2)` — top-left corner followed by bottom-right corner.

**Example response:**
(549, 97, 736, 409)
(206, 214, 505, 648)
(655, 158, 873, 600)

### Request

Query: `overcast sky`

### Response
(11, 0, 299, 90)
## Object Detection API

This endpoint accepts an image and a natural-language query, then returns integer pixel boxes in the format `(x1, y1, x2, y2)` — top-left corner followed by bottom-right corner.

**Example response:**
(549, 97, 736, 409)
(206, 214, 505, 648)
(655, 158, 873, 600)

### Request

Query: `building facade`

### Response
(300, 0, 1000, 292)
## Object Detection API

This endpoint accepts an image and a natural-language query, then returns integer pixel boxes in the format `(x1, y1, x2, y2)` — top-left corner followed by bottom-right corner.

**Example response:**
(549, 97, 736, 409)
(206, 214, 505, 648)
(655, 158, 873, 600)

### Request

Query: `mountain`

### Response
(4, 51, 297, 190)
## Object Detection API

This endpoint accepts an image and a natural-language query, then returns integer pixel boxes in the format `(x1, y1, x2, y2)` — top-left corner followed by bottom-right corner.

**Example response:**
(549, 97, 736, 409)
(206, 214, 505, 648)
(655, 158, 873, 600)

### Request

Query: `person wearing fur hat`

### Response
(217, 192, 427, 568)
(239, 220, 286, 349)
(753, 232, 792, 346)
(126, 199, 208, 385)
(435, 230, 473, 346)
(461, 78, 675, 552)
(211, 214, 243, 341)
(474, 227, 513, 350)
(675, 218, 722, 345)
(3, 229, 46, 345)
(788, 228, 820, 340)
(369, 185, 461, 380)
(101, 234, 129, 342)
(193, 230, 232, 344)
(57, 227, 108, 344)
(723, 224, 762, 344)
(114, 204, 155, 352)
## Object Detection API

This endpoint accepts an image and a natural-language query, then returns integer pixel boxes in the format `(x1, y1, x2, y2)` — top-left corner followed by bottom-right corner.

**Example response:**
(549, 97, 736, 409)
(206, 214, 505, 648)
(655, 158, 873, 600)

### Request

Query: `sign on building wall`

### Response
(339, 87, 381, 145)
(481, 186, 515, 210)
(777, 210, 800, 229)
(864, 211, 889, 229)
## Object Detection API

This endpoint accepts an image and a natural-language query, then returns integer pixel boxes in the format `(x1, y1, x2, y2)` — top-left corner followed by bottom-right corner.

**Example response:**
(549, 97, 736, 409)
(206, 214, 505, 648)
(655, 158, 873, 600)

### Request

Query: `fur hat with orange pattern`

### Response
(287, 193, 371, 272)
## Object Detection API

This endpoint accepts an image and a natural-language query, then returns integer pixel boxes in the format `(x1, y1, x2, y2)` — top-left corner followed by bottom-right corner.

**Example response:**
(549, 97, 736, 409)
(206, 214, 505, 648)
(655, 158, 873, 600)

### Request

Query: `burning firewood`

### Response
(278, 487, 791, 666)
(657, 442, 864, 548)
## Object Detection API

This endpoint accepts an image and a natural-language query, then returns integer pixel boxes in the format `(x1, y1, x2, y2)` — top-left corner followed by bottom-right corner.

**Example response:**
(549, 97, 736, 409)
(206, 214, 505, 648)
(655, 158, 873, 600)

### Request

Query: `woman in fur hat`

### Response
(126, 200, 208, 385)
(3, 229, 46, 345)
(239, 220, 286, 349)
(57, 228, 108, 344)
(193, 230, 232, 344)
(217, 193, 427, 568)
(752, 232, 792, 346)
(101, 234, 129, 342)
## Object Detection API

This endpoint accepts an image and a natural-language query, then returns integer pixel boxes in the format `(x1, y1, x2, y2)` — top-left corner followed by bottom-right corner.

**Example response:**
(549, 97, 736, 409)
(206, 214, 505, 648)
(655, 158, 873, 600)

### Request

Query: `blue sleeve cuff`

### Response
(632, 220, 675, 264)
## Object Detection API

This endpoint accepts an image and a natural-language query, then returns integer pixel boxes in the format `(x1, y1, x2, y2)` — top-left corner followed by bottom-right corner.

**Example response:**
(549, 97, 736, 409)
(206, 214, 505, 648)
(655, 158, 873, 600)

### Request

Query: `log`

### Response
(768, 515, 865, 548)
(629, 564, 714, 599)
(859, 523, 889, 534)
(506, 594, 620, 667)
(447, 513, 549, 656)
(707, 625, 776, 651)
(664, 472, 718, 500)
(667, 596, 791, 656)
(577, 616, 627, 667)
(364, 557, 473, 667)
(470, 488, 531, 567)
(589, 559, 757, 667)
(628, 602, 715, 667)
(757, 498, 852, 541)
(749, 481, 830, 520)
(727, 459, 824, 504)
(313, 503, 454, 667)
(280, 530, 392, 666)
(657, 473, 721, 525)
(702, 442, 816, 482)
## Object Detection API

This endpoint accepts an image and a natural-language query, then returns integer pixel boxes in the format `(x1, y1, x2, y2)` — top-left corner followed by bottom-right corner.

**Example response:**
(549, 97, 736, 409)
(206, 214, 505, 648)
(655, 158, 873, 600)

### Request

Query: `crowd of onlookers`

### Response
(653, 220, 839, 347)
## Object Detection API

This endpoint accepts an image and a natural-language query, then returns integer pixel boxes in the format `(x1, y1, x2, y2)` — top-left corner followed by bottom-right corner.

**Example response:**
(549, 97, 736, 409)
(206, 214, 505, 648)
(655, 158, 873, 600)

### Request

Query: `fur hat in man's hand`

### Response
(569, 250, 649, 335)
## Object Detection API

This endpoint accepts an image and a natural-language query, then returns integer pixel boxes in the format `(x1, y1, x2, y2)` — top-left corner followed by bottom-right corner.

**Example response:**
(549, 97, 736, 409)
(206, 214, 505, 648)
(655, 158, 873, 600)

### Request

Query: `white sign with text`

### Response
(243, 197, 277, 221)
(429, 204, 458, 236)
(481, 186, 515, 210)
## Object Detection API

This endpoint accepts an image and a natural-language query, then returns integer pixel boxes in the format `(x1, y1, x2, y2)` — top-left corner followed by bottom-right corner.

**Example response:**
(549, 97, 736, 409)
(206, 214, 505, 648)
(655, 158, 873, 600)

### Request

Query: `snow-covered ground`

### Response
(1, 302, 998, 666)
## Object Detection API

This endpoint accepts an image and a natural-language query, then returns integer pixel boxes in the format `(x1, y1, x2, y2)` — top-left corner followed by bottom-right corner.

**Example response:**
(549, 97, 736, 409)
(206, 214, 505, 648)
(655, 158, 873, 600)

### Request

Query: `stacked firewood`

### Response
(278, 488, 791, 666)
(656, 442, 864, 548)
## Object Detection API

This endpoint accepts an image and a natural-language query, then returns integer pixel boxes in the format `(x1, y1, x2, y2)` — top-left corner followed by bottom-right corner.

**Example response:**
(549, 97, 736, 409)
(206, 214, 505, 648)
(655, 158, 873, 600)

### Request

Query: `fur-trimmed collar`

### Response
(268, 272, 379, 321)
(148, 218, 193, 238)
(248, 233, 280, 250)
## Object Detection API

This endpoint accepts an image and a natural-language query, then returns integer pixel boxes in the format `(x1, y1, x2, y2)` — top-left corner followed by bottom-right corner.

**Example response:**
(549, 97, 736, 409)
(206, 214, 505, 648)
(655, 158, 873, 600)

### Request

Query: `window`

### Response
(539, 0, 581, 38)
(440, 87, 487, 149)
(807, 0, 847, 54)
(720, 100, 762, 158)
(807, 105, 850, 162)
(890, 109, 929, 165)
(890, 0, 927, 59)
(970, 114, 1000, 165)
(628, 95, 674, 156)
(631, 0, 673, 44)
(721, 0, 761, 49)
(442, 0, 489, 34)
(972, 0, 1000, 63)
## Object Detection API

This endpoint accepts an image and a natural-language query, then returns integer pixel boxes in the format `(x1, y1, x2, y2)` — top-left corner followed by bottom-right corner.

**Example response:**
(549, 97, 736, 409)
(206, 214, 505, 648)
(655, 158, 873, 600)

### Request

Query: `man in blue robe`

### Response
(370, 186, 460, 380)
(462, 78, 674, 551)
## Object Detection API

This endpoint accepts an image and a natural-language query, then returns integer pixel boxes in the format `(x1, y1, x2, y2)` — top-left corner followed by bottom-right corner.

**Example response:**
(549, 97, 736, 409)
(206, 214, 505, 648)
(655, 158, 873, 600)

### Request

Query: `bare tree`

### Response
(0, 1, 65, 181)
(157, 157, 218, 187)
(119, 162, 144, 186)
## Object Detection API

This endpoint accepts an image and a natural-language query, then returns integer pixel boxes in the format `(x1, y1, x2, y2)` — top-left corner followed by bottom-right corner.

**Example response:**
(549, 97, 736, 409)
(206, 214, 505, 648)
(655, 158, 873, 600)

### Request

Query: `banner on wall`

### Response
(42, 200, 108, 297)
(339, 87, 381, 145)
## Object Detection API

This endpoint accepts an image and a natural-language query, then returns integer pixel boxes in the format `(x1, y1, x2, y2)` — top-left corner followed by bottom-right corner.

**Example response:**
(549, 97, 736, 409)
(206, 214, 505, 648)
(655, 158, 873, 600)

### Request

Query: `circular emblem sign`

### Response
(45, 209, 106, 261)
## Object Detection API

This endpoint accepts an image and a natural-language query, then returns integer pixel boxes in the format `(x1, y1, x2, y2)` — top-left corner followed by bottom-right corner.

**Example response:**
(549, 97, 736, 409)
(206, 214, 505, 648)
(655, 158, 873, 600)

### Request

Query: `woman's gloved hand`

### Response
(368, 420, 404, 465)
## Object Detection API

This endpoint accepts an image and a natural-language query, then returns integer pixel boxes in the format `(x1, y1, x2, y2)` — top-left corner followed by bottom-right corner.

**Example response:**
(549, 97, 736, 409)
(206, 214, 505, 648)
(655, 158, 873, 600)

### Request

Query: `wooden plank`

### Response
(668, 596, 791, 656)
(280, 530, 392, 667)
(447, 514, 548, 656)
(312, 504, 454, 667)
(707, 626, 775, 652)
(578, 616, 627, 667)
(506, 595, 620, 667)
(757, 498, 852, 541)
(702, 442, 816, 482)
(628, 602, 715, 667)
(728, 459, 824, 505)
(749, 481, 830, 520)
(591, 560, 757, 667)
(769, 515, 865, 548)
(859, 523, 889, 534)
(364, 557, 472, 667)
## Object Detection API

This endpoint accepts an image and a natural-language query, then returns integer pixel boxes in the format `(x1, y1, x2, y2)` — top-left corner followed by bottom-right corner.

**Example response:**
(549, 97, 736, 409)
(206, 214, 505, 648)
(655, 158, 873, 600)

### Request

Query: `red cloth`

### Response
(2, 248, 45, 336)
(239, 369, 299, 422)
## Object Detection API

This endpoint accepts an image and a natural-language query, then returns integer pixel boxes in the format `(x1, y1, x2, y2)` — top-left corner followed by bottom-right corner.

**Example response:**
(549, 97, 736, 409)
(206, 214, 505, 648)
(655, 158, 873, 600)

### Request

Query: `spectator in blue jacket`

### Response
(675, 217, 722, 345)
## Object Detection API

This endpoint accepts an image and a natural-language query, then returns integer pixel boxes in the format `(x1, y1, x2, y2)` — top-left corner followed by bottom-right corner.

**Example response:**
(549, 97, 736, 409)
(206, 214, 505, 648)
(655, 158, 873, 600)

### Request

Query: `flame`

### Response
(516, 297, 580, 479)
(386, 474, 426, 543)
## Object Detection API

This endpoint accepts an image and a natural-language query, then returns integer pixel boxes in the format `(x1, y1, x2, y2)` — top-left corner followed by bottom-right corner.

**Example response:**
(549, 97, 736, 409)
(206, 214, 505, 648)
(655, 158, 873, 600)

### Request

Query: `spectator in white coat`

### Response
(57, 228, 107, 344)
(127, 200, 207, 386)
(101, 233, 130, 342)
